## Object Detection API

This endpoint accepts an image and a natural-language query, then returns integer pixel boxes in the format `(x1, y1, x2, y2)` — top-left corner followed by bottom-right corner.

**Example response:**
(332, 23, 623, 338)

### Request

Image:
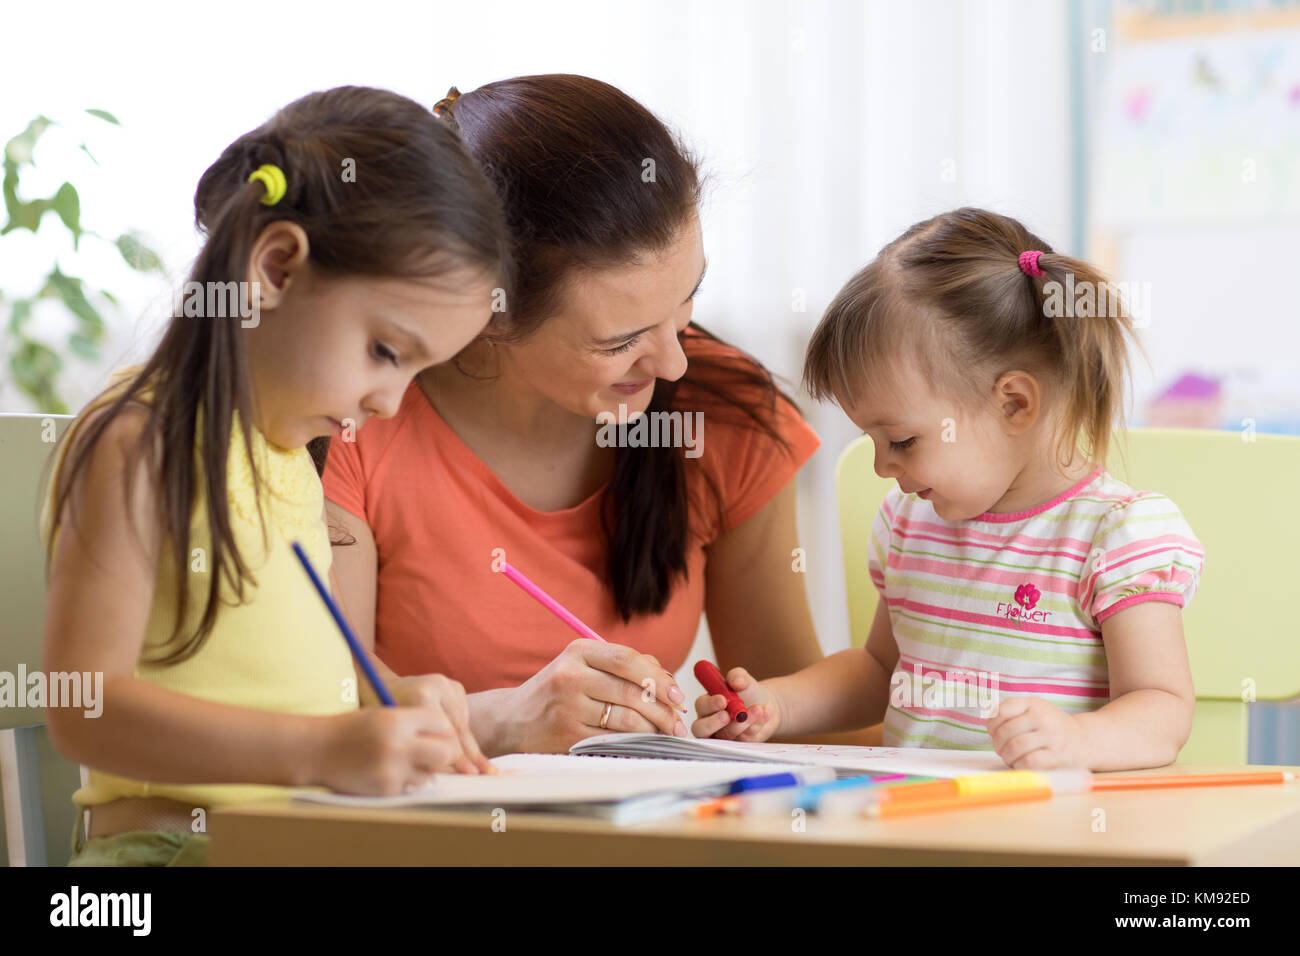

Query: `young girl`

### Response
(41, 86, 511, 865)
(693, 207, 1205, 772)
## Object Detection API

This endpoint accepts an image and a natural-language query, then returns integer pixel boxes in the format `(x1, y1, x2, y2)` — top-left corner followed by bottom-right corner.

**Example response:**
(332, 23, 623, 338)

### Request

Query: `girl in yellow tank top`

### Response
(41, 86, 510, 865)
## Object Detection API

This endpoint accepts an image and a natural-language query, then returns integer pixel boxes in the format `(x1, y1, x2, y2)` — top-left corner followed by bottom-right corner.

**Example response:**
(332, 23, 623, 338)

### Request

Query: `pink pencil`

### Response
(497, 560, 607, 643)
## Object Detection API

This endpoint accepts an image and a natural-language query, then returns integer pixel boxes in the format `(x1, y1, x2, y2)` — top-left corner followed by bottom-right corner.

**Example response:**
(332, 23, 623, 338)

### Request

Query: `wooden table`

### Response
(209, 762, 1300, 866)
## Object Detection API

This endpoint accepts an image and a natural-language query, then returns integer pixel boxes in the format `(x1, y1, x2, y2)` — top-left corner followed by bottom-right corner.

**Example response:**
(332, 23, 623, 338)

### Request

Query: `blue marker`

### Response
(815, 774, 935, 818)
(732, 773, 934, 817)
(291, 540, 395, 706)
(798, 774, 905, 809)
(728, 768, 837, 794)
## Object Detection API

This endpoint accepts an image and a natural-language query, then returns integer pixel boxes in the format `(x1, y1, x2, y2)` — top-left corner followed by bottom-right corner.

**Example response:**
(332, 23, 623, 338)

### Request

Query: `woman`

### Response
(324, 74, 828, 755)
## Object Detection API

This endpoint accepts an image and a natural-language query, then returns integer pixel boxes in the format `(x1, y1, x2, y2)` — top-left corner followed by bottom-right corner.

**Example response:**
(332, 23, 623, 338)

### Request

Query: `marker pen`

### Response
(694, 660, 749, 722)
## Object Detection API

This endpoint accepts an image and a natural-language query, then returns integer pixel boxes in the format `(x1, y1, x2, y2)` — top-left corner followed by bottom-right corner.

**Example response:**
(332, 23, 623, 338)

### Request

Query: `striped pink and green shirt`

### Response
(869, 466, 1205, 750)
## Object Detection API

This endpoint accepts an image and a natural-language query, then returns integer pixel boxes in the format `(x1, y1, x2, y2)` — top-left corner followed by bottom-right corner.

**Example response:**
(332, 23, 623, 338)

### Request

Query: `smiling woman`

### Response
(323, 74, 828, 757)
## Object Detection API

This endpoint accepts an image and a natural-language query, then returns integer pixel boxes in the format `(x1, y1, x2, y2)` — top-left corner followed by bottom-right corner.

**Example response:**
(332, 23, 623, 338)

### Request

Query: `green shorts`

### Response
(67, 808, 209, 867)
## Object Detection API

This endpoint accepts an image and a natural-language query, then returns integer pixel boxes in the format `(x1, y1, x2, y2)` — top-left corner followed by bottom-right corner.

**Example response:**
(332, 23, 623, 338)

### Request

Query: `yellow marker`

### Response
(876, 769, 1091, 806)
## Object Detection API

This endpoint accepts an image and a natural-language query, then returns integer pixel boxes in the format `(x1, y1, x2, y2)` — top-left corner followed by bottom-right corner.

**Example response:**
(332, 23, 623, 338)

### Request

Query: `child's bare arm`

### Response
(695, 600, 898, 740)
(988, 601, 1195, 771)
(1077, 601, 1196, 769)
(42, 410, 460, 792)
(776, 599, 898, 735)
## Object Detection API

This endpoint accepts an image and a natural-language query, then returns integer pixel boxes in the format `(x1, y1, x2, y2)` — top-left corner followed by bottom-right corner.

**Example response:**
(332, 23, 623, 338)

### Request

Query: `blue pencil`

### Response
(291, 540, 395, 707)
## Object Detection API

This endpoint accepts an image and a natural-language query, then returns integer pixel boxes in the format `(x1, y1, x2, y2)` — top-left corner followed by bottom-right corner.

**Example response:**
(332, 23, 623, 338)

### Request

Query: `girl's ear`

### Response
(994, 370, 1040, 434)
(248, 222, 310, 308)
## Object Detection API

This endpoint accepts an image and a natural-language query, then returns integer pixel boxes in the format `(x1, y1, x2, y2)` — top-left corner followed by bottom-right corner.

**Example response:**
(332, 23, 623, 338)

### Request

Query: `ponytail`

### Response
(804, 207, 1145, 474)
(47, 87, 511, 663)
(1016, 245, 1142, 471)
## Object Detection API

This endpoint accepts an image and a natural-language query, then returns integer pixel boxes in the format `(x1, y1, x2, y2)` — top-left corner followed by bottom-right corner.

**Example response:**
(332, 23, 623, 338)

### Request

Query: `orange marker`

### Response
(1091, 771, 1294, 791)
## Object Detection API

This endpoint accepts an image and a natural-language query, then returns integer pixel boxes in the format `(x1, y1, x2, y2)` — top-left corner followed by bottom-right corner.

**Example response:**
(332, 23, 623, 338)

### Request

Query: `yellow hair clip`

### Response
(248, 164, 287, 206)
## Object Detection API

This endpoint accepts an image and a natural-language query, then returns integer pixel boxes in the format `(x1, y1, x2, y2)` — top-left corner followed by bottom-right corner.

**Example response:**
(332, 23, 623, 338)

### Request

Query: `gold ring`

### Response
(600, 702, 613, 730)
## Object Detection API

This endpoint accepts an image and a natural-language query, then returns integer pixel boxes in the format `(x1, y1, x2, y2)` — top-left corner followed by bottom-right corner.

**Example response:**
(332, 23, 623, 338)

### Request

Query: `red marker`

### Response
(694, 660, 748, 723)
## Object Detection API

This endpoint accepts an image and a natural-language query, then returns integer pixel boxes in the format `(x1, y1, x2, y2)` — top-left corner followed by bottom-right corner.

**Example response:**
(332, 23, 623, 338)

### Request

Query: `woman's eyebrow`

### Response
(592, 323, 657, 347)
(591, 260, 709, 347)
(683, 259, 708, 304)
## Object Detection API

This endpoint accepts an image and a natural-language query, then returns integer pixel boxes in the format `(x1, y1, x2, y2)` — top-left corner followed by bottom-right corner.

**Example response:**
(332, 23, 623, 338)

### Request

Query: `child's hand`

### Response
(316, 705, 482, 796)
(387, 673, 494, 774)
(986, 697, 1092, 769)
(691, 667, 783, 742)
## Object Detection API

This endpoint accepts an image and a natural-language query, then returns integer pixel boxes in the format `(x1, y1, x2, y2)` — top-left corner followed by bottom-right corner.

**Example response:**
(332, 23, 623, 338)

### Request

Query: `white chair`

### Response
(0, 412, 84, 866)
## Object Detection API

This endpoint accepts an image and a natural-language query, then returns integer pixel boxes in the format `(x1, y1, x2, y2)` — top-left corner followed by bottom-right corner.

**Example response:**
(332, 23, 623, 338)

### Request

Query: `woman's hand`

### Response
(493, 640, 689, 754)
(386, 674, 494, 774)
(690, 666, 783, 742)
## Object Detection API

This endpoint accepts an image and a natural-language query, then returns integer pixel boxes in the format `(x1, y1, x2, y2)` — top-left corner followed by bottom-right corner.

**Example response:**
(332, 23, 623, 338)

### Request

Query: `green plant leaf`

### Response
(116, 232, 164, 273)
(46, 268, 105, 336)
(9, 339, 66, 414)
(85, 108, 121, 126)
(78, 142, 100, 166)
(8, 298, 33, 335)
(4, 116, 53, 167)
(52, 182, 82, 246)
(3, 158, 23, 226)
(68, 330, 100, 359)
(2, 196, 49, 234)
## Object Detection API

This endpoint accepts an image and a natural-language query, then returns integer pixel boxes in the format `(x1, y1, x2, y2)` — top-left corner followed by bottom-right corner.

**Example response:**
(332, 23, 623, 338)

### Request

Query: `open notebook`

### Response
(570, 733, 1009, 778)
(293, 753, 820, 825)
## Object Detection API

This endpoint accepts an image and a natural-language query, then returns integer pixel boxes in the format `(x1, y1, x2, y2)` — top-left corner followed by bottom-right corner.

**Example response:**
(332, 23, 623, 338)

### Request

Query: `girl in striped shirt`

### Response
(692, 207, 1205, 771)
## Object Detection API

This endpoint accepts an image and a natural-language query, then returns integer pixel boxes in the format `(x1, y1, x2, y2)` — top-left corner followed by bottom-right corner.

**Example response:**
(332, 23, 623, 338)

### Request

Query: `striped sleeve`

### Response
(1081, 493, 1206, 626)
(866, 490, 898, 594)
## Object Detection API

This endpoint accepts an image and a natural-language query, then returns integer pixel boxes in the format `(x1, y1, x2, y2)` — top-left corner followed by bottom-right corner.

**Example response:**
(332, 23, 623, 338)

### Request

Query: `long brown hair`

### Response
(445, 74, 799, 620)
(47, 86, 511, 663)
(803, 206, 1143, 470)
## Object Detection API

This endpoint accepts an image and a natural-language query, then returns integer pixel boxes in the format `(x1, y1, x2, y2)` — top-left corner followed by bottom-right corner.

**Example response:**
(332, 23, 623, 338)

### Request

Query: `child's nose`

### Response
(365, 383, 404, 420)
(873, 451, 902, 480)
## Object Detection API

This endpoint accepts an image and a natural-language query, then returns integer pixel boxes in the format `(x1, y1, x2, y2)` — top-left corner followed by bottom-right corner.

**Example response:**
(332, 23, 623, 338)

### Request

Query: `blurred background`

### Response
(2, 0, 1297, 761)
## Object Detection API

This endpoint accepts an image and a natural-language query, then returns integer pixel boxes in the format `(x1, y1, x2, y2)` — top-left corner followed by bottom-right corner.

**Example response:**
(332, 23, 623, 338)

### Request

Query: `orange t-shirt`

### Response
(322, 338, 821, 691)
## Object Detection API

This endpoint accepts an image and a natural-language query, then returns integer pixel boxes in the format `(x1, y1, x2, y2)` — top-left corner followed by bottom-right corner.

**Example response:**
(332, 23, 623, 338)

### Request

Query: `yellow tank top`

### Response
(41, 367, 358, 808)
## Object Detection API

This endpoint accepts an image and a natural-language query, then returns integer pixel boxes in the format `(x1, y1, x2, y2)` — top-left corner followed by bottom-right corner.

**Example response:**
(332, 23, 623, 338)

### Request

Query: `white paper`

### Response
(292, 753, 813, 809)
(570, 733, 1010, 778)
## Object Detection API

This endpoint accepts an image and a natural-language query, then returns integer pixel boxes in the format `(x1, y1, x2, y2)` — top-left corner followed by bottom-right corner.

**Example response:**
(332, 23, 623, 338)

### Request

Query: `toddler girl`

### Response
(694, 207, 1204, 771)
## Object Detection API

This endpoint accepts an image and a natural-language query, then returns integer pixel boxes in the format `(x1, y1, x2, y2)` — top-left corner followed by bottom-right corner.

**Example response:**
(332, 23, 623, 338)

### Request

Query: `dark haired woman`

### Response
(325, 75, 825, 754)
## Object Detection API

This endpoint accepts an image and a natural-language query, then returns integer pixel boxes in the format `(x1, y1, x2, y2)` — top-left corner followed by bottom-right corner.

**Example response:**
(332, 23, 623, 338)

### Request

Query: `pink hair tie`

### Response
(1018, 250, 1046, 277)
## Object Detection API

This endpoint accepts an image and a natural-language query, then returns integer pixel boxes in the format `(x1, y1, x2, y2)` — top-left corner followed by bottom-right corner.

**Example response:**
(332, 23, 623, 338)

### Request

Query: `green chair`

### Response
(835, 427, 1300, 764)
(0, 413, 83, 865)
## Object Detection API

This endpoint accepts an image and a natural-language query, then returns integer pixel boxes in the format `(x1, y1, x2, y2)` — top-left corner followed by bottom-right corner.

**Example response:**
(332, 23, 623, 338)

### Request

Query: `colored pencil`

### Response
(292, 541, 395, 706)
